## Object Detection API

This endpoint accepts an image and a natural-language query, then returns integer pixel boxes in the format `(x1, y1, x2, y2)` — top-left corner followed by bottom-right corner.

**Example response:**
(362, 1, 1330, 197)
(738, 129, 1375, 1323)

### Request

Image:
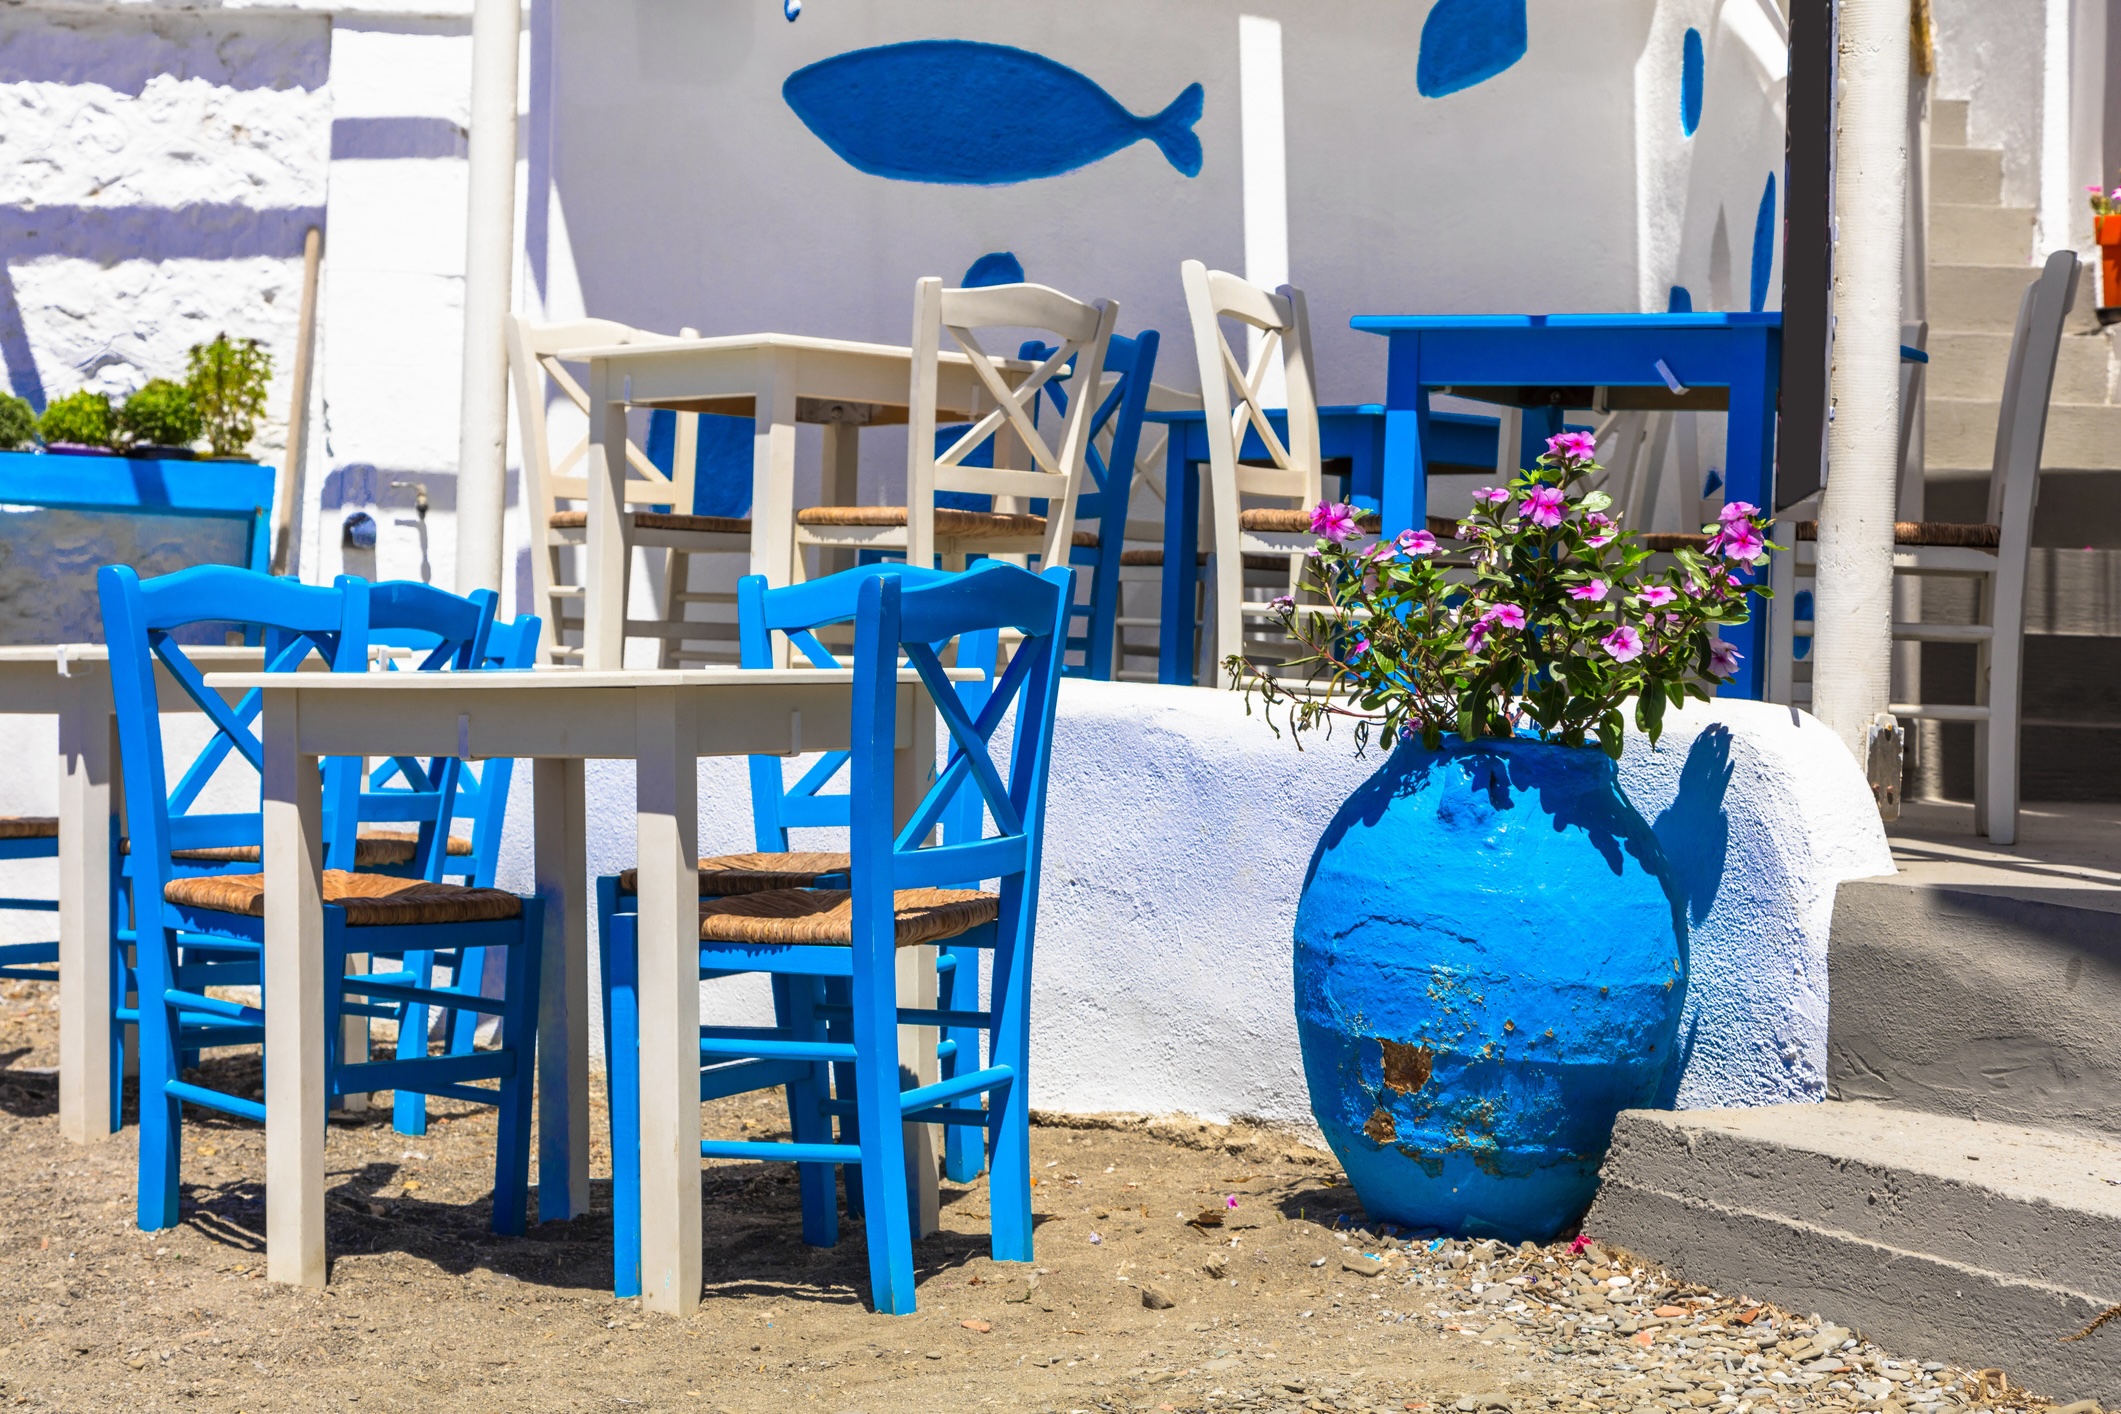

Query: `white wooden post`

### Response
(452, 0, 521, 596)
(635, 688, 701, 1316)
(533, 756, 590, 1221)
(263, 688, 328, 1288)
(1811, 0, 1911, 765)
(1239, 13, 1289, 410)
(56, 677, 113, 1143)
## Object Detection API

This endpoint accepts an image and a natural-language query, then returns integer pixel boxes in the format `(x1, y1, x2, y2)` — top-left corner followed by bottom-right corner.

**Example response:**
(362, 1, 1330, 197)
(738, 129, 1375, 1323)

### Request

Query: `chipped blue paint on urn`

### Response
(1293, 735, 1685, 1240)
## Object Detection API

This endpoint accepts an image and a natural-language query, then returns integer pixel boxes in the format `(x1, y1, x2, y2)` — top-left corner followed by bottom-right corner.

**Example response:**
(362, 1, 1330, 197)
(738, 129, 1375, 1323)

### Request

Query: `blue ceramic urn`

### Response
(1293, 735, 1685, 1240)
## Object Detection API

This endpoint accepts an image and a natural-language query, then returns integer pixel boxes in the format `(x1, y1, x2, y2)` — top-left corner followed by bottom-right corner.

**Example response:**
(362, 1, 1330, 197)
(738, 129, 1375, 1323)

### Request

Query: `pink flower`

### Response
(1601, 625, 1644, 662)
(1583, 511, 1617, 547)
(1518, 486, 1567, 529)
(1711, 520, 1767, 564)
(1464, 620, 1492, 653)
(1709, 639, 1743, 678)
(1568, 579, 1609, 602)
(1270, 594, 1294, 611)
(1547, 430, 1599, 463)
(1472, 485, 1510, 506)
(1637, 585, 1677, 608)
(1719, 500, 1759, 525)
(1568, 1234, 1594, 1257)
(1225, 1195, 1239, 1210)
(1396, 528, 1438, 557)
(2111, 187, 2121, 202)
(1484, 603, 1527, 632)
(1726, 572, 1743, 588)
(1310, 501, 1361, 544)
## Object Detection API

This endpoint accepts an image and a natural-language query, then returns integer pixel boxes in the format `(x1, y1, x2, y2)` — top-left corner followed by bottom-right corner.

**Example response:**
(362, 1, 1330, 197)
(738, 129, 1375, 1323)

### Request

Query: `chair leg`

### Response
(445, 946, 489, 1057)
(783, 976, 840, 1248)
(984, 913, 1034, 1264)
(491, 902, 544, 1237)
(850, 967, 915, 1314)
(605, 912, 642, 1298)
(823, 976, 863, 1220)
(393, 948, 436, 1136)
(938, 945, 984, 1183)
(136, 919, 182, 1231)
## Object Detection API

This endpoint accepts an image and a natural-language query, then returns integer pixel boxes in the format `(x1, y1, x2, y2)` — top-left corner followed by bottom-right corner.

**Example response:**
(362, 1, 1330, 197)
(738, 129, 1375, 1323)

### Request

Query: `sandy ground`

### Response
(0, 978, 2077, 1414)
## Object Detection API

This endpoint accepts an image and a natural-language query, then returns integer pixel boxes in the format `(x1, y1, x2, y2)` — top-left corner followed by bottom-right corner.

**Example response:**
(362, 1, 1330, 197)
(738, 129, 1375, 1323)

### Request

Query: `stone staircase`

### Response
(1585, 863, 2121, 1405)
(1919, 98, 2121, 801)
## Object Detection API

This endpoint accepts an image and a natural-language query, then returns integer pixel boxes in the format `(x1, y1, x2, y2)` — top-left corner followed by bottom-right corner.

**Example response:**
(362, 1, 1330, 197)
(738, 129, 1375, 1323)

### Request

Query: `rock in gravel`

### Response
(1203, 1257, 1228, 1280)
(1140, 1284, 1176, 1310)
(1342, 1253, 1389, 1277)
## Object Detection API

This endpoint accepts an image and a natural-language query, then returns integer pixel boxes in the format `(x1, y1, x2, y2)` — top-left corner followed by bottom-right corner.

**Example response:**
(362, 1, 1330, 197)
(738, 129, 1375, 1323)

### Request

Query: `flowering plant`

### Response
(2090, 183, 2121, 219)
(1230, 431, 1775, 758)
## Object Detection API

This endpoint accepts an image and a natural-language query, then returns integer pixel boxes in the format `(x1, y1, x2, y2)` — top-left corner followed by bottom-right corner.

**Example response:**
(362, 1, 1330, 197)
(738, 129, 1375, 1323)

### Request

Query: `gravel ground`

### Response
(0, 977, 2093, 1414)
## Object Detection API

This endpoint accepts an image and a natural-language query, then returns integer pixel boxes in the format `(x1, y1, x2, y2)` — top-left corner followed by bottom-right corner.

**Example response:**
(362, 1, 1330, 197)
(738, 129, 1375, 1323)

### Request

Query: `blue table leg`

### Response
(1719, 335, 1780, 701)
(1379, 335, 1431, 538)
(1159, 448, 1202, 685)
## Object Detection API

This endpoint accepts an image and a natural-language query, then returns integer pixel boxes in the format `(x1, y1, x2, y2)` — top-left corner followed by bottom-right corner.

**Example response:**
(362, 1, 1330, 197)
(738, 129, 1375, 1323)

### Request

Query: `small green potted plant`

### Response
(36, 390, 117, 456)
(0, 392, 34, 452)
(186, 334, 273, 460)
(114, 379, 204, 459)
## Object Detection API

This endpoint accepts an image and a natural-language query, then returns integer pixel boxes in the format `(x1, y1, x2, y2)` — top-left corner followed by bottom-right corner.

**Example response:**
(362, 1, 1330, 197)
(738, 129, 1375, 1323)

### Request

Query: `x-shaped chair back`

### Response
(506, 314, 701, 515)
(99, 565, 372, 896)
(906, 278, 1119, 569)
(1180, 259, 1323, 512)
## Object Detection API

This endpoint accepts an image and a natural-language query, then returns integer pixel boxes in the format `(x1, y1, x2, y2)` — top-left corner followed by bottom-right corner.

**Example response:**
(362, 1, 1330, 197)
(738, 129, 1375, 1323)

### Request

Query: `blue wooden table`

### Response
(1350, 312, 1783, 699)
(1143, 404, 1505, 685)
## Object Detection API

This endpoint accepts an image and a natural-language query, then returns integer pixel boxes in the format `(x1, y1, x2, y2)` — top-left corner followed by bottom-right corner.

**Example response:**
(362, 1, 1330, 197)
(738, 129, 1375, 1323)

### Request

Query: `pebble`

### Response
(1139, 1283, 1176, 1311)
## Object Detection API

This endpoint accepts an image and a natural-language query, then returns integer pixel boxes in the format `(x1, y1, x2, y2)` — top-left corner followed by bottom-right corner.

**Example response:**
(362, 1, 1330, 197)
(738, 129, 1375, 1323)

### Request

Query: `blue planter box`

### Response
(0, 452, 274, 643)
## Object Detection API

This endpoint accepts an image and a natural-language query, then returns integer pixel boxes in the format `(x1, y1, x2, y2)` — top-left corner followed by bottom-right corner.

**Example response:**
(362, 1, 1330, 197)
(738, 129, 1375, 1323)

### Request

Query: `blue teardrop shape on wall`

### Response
(784, 0, 800, 20)
(1750, 173, 1778, 312)
(1417, 0, 1529, 99)
(784, 41, 1205, 184)
(1667, 285, 1694, 313)
(962, 251, 1026, 287)
(1680, 28, 1704, 135)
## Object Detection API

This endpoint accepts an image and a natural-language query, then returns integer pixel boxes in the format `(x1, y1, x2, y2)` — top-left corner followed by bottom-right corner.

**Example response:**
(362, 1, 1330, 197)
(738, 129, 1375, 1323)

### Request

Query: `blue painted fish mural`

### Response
(782, 40, 1204, 185)
(1417, 0, 1528, 99)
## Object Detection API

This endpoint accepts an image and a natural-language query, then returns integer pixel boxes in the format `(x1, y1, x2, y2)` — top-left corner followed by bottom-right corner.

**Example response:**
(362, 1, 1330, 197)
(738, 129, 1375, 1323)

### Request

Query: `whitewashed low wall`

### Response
(488, 680, 1894, 1133)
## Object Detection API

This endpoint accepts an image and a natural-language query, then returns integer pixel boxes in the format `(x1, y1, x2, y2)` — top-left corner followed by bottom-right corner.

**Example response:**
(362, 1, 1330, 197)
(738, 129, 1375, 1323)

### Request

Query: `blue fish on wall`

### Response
(1417, 0, 1528, 99)
(783, 40, 1204, 185)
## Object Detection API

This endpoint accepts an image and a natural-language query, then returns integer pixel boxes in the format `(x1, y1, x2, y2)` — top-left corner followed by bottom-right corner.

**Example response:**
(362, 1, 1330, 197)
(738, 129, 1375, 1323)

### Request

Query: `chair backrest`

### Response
(905, 279, 1119, 569)
(99, 565, 371, 916)
(737, 564, 998, 857)
(354, 580, 502, 881)
(506, 313, 702, 520)
(1179, 259, 1323, 512)
(1988, 251, 2078, 546)
(847, 562, 1072, 950)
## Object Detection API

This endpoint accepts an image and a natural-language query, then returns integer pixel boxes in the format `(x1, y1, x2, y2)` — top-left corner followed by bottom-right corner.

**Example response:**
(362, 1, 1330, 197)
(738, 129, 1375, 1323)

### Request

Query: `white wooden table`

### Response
(559, 333, 1024, 670)
(0, 644, 265, 1144)
(211, 665, 940, 1314)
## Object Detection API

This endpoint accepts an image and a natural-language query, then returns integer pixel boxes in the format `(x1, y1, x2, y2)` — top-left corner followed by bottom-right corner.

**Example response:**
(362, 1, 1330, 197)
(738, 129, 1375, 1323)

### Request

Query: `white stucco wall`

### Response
(485, 682, 1894, 1132)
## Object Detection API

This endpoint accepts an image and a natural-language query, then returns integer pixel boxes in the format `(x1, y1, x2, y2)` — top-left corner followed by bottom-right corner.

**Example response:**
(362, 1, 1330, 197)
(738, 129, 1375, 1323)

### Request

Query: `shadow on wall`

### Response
(0, 204, 324, 408)
(1652, 724, 1733, 929)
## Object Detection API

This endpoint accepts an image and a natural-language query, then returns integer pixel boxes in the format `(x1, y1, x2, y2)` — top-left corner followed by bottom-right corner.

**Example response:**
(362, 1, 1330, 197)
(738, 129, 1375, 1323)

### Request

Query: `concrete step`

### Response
(1932, 97, 1969, 147)
(1925, 329, 2109, 403)
(1930, 203, 2035, 265)
(1928, 262, 2040, 333)
(1927, 397, 2121, 471)
(1586, 1101, 2121, 1403)
(1932, 145, 2004, 206)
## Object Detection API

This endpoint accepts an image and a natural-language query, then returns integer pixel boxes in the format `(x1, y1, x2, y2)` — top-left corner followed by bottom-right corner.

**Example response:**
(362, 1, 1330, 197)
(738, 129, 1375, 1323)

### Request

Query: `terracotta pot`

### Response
(2098, 214, 2121, 307)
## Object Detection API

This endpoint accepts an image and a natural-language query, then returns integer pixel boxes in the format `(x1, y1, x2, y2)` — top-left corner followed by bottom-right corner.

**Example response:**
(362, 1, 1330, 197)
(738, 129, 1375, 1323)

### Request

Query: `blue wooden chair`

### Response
(0, 821, 60, 986)
(602, 559, 1071, 1314)
(594, 563, 1000, 1208)
(98, 564, 545, 1236)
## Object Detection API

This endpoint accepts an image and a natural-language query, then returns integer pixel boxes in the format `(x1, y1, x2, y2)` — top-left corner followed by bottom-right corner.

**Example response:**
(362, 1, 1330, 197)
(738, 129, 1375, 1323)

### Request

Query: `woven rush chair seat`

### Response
(547, 510, 751, 535)
(1791, 519, 2001, 549)
(696, 886, 998, 948)
(121, 830, 473, 868)
(0, 816, 57, 839)
(163, 869, 523, 927)
(794, 504, 1099, 548)
(616, 850, 850, 897)
(1638, 531, 1714, 552)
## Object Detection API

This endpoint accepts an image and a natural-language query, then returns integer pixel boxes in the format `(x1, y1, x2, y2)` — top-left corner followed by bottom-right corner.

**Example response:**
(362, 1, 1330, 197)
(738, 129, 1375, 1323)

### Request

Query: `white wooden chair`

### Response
(790, 279, 1117, 580)
(1768, 250, 2078, 844)
(507, 314, 750, 667)
(1180, 260, 1346, 689)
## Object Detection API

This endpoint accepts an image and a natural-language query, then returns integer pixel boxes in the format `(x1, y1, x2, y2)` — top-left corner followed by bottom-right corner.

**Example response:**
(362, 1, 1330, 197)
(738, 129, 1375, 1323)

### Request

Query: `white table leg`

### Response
(748, 358, 801, 607)
(533, 755, 589, 1221)
(819, 419, 861, 580)
(635, 688, 700, 1315)
(57, 677, 114, 1143)
(894, 694, 940, 1237)
(262, 687, 328, 1288)
(584, 358, 632, 672)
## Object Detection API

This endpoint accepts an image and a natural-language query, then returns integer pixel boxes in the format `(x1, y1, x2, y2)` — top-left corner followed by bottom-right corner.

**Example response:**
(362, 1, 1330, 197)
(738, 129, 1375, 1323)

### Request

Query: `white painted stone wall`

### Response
(486, 682, 1895, 1132)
